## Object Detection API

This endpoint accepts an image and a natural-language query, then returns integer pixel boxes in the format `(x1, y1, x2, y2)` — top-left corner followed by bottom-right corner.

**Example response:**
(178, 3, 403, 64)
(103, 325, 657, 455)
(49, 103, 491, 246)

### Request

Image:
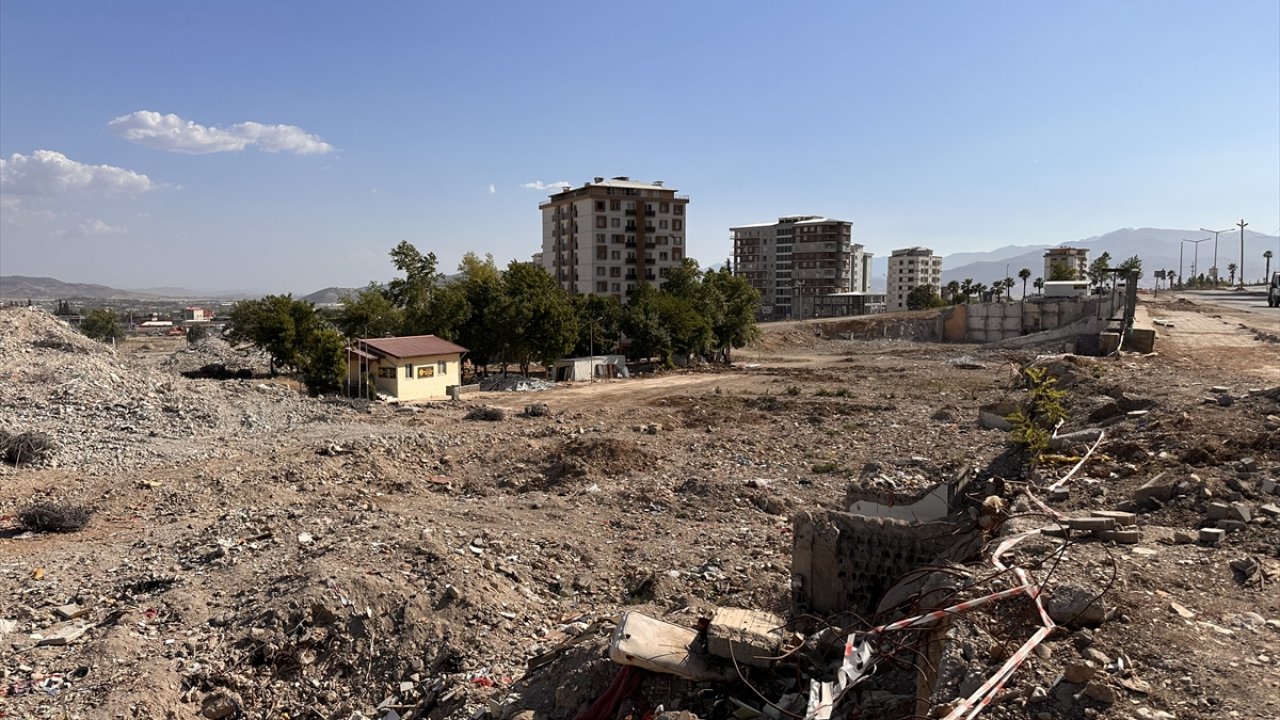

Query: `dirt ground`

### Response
(1, 298, 1277, 720)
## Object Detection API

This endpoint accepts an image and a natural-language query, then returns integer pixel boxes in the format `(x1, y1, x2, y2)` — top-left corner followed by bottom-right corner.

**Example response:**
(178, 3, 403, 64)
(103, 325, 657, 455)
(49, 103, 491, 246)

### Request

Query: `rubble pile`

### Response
(479, 376, 558, 392)
(1, 300, 1278, 719)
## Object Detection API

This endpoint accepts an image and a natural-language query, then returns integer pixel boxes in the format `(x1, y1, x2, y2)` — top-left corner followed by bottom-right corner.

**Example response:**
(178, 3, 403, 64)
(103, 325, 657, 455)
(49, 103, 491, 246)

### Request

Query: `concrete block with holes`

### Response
(706, 607, 785, 668)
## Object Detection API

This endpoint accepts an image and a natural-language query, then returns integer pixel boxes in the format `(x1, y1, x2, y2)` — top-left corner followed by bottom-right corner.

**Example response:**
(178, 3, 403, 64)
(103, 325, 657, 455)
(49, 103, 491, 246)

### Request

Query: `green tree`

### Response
(496, 261, 577, 374)
(703, 267, 760, 363)
(455, 252, 505, 370)
(225, 294, 319, 375)
(1048, 264, 1077, 281)
(905, 284, 945, 310)
(621, 284, 673, 365)
(55, 300, 73, 316)
(571, 293, 623, 358)
(959, 278, 974, 303)
(1117, 255, 1143, 281)
(1033, 277, 1044, 294)
(1263, 250, 1273, 284)
(1086, 252, 1112, 289)
(334, 283, 403, 340)
(1018, 268, 1032, 299)
(298, 326, 347, 396)
(1226, 262, 1237, 285)
(944, 280, 961, 303)
(80, 308, 125, 342)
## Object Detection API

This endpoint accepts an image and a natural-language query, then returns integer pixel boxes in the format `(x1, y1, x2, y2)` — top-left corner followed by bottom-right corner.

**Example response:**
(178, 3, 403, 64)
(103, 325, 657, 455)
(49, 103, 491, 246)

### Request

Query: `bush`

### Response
(0, 431, 55, 466)
(521, 403, 550, 417)
(465, 406, 506, 421)
(17, 501, 91, 533)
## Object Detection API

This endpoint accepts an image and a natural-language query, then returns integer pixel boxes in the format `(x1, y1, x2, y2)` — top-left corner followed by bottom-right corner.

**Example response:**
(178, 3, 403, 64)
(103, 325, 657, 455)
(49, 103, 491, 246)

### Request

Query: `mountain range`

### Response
(4, 227, 1277, 302)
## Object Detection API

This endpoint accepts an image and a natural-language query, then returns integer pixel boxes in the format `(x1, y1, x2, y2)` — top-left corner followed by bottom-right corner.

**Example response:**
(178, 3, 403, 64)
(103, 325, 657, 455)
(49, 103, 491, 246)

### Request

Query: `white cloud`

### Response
(55, 218, 127, 238)
(0, 150, 154, 196)
(521, 180, 571, 191)
(108, 110, 333, 155)
(488, 183, 496, 194)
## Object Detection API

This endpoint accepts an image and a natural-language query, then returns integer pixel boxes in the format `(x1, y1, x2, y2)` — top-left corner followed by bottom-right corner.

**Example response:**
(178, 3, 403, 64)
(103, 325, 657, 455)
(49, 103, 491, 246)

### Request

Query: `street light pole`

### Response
(1200, 226, 1232, 286)
(1179, 241, 1185, 290)
(1236, 219, 1248, 286)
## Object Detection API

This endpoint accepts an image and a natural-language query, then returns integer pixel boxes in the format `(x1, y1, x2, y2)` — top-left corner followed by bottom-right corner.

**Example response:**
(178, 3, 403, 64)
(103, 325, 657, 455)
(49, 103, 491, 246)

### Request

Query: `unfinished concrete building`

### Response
(731, 216, 871, 320)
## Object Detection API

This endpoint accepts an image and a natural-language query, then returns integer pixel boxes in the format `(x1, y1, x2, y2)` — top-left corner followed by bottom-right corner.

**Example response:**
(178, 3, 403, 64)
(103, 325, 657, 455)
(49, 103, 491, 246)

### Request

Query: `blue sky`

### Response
(1, 1, 1277, 293)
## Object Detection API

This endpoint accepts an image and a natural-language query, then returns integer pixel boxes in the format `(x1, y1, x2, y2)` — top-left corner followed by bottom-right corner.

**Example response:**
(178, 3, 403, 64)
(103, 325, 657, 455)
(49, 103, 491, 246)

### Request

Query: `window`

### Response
(672, 219, 683, 231)
(611, 218, 620, 228)
(660, 202, 669, 213)
(611, 250, 621, 260)
(417, 366, 435, 378)
(660, 251, 669, 261)
(674, 205, 683, 215)
(596, 216, 607, 229)
(596, 233, 606, 243)
(596, 266, 606, 276)
(659, 219, 668, 229)
(596, 281, 608, 292)
(595, 200, 605, 211)
(612, 282, 621, 292)
(378, 367, 396, 379)
(437, 360, 447, 374)
(610, 199, 621, 211)
(403, 364, 413, 378)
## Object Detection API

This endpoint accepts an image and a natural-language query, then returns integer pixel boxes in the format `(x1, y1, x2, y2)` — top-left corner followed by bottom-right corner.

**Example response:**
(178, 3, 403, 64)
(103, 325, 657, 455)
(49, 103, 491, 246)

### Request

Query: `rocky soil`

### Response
(1, 301, 1277, 720)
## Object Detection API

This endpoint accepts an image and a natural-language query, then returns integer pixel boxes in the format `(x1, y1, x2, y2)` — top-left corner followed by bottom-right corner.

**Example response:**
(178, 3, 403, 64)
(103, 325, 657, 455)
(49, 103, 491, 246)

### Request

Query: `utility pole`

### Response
(1200, 226, 1232, 286)
(1236, 219, 1248, 286)
(1179, 241, 1185, 289)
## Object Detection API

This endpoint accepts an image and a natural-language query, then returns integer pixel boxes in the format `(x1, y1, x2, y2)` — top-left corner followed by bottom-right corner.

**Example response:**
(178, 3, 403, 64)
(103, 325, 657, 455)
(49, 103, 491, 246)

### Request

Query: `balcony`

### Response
(644, 210, 656, 217)
(625, 209, 637, 216)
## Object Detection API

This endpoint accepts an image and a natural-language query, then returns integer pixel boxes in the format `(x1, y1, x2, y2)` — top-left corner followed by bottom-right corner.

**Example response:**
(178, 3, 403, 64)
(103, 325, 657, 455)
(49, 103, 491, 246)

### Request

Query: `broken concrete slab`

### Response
(1067, 516, 1116, 532)
(1090, 510, 1138, 526)
(1098, 528, 1142, 544)
(35, 622, 91, 646)
(1048, 428, 1103, 450)
(1206, 501, 1233, 520)
(608, 611, 732, 681)
(1134, 473, 1177, 506)
(1046, 584, 1108, 627)
(706, 607, 784, 668)
(1199, 528, 1226, 545)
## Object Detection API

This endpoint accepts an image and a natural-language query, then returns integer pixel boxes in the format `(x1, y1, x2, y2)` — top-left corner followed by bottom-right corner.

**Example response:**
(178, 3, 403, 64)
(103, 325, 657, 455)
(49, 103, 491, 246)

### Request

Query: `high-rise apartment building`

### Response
(539, 177, 689, 300)
(731, 216, 870, 319)
(886, 247, 943, 311)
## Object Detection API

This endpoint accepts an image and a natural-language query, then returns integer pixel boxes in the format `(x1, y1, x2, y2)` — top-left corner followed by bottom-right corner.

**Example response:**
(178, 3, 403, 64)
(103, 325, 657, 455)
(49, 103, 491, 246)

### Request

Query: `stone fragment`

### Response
(1199, 528, 1226, 545)
(1259, 503, 1280, 518)
(1169, 602, 1196, 619)
(201, 692, 240, 720)
(1089, 510, 1137, 526)
(1067, 516, 1115, 532)
(1171, 530, 1197, 544)
(1261, 478, 1278, 495)
(1215, 519, 1246, 533)
(1216, 394, 1234, 407)
(53, 604, 88, 620)
(706, 607, 784, 668)
(1097, 528, 1141, 544)
(1133, 473, 1176, 506)
(36, 622, 90, 646)
(1061, 662, 1096, 684)
(1205, 501, 1232, 520)
(1047, 585, 1107, 627)
(1083, 682, 1118, 704)
(1227, 502, 1251, 522)
(1048, 428, 1103, 450)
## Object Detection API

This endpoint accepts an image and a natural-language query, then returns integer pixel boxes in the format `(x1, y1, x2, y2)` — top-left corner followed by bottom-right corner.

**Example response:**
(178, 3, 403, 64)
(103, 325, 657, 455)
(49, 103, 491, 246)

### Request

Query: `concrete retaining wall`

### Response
(955, 295, 1123, 343)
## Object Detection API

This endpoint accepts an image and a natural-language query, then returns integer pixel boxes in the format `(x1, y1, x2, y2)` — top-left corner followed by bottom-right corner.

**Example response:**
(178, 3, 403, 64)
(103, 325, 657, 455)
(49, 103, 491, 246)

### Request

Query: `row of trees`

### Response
(224, 241, 762, 393)
(905, 254, 1148, 310)
(334, 242, 761, 372)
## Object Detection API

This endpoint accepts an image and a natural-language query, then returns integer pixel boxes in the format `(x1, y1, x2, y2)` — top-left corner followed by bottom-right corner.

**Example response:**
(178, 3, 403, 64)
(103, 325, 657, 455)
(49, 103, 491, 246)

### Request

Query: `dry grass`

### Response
(17, 501, 91, 533)
(0, 431, 55, 466)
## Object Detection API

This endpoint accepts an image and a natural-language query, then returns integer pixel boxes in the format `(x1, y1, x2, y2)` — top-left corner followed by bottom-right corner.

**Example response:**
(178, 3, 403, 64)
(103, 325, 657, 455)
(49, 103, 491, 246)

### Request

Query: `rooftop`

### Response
(354, 335, 468, 359)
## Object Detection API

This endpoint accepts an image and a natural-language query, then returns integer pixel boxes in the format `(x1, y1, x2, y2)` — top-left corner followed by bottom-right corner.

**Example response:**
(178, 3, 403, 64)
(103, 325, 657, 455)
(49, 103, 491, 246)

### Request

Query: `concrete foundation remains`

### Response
(791, 509, 980, 619)
(705, 607, 785, 668)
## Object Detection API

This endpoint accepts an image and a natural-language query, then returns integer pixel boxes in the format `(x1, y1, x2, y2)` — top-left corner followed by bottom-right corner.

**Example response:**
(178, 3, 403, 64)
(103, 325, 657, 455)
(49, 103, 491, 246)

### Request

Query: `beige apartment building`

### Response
(1043, 247, 1089, 280)
(731, 216, 871, 319)
(886, 247, 943, 311)
(539, 177, 690, 300)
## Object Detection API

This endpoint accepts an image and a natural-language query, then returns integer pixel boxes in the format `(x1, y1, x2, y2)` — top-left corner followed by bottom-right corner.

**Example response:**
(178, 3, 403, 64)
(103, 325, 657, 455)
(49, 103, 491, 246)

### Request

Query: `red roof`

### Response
(356, 335, 467, 359)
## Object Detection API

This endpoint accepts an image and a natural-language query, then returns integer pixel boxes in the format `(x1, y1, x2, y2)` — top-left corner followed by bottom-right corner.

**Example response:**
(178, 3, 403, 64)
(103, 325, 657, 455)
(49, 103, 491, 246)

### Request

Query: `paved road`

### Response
(1163, 288, 1276, 317)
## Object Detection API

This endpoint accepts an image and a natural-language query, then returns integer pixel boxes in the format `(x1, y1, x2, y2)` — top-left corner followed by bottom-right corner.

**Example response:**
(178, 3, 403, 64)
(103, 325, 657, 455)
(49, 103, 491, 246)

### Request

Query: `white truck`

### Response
(1269, 272, 1280, 307)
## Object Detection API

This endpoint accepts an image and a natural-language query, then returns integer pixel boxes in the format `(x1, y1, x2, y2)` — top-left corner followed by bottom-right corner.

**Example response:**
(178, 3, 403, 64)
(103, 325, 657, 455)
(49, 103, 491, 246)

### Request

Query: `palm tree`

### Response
(960, 278, 974, 303)
(1265, 250, 1274, 283)
(1033, 277, 1044, 295)
(944, 280, 961, 303)
(1018, 268, 1032, 299)
(1003, 276, 1015, 300)
(1227, 262, 1237, 285)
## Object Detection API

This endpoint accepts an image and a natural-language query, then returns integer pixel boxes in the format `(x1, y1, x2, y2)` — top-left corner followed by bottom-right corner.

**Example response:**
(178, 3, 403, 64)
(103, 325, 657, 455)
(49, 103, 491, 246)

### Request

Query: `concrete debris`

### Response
(608, 611, 731, 681)
(706, 607, 785, 668)
(1046, 584, 1108, 627)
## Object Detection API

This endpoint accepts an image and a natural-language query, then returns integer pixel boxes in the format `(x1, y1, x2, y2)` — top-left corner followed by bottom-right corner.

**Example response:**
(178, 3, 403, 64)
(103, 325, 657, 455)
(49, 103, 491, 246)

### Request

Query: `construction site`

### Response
(1, 291, 1278, 720)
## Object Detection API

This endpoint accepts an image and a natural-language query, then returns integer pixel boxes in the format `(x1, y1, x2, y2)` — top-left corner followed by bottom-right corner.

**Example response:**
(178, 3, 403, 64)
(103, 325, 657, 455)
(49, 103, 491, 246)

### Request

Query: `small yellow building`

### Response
(347, 335, 467, 401)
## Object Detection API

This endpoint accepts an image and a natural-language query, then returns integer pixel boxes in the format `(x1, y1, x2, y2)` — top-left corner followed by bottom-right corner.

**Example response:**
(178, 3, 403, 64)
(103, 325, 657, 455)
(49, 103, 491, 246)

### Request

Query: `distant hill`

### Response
(940, 227, 1280, 292)
(302, 286, 359, 305)
(0, 275, 157, 301)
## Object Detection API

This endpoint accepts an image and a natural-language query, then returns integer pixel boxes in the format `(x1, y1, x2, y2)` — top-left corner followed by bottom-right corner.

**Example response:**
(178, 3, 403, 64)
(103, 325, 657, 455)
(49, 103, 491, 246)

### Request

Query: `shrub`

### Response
(465, 406, 506, 421)
(0, 431, 55, 466)
(17, 501, 91, 533)
(1008, 366, 1068, 461)
(784, 385, 801, 396)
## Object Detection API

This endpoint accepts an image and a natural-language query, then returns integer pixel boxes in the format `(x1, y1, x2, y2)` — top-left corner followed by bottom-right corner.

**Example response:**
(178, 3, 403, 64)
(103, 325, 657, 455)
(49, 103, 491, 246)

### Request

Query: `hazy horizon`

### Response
(2, 2, 1278, 292)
